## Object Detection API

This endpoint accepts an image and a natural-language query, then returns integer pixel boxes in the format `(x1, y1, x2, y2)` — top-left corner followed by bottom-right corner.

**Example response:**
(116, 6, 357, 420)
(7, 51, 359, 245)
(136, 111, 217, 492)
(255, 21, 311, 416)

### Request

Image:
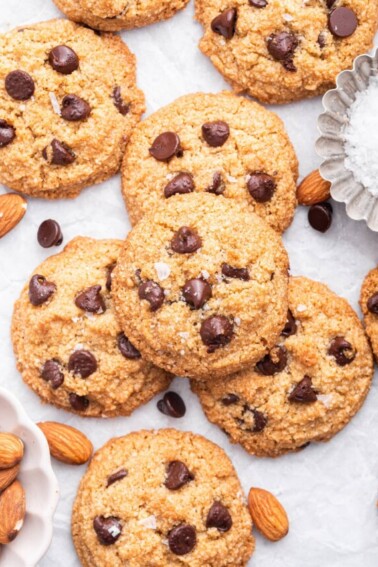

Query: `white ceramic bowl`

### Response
(0, 387, 59, 567)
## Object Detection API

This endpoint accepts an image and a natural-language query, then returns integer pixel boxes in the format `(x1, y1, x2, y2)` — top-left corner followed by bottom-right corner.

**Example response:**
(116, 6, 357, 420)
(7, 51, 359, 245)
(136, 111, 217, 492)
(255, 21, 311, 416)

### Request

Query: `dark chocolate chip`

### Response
(93, 516, 122, 546)
(157, 391, 186, 418)
(117, 333, 141, 359)
(29, 274, 56, 306)
(221, 263, 249, 281)
(328, 336, 355, 366)
(200, 315, 234, 353)
(171, 226, 202, 254)
(251, 408, 268, 432)
(182, 278, 212, 309)
(249, 0, 267, 6)
(43, 139, 76, 166)
(206, 171, 225, 195)
(168, 524, 196, 556)
(328, 7, 357, 38)
(37, 219, 63, 248)
(317, 32, 326, 48)
(0, 120, 15, 147)
(5, 70, 35, 101)
(48, 45, 79, 75)
(221, 393, 240, 406)
(211, 8, 237, 39)
(164, 173, 194, 198)
(149, 132, 182, 162)
(202, 121, 230, 147)
(288, 375, 317, 403)
(107, 468, 128, 487)
(267, 32, 298, 71)
(281, 310, 297, 337)
(256, 345, 287, 375)
(112, 86, 129, 115)
(164, 460, 194, 490)
(68, 350, 97, 378)
(61, 95, 91, 121)
(41, 359, 64, 389)
(138, 280, 165, 311)
(308, 202, 332, 232)
(247, 172, 276, 203)
(367, 292, 378, 314)
(326, 0, 337, 8)
(69, 392, 89, 411)
(75, 285, 106, 313)
(206, 502, 232, 532)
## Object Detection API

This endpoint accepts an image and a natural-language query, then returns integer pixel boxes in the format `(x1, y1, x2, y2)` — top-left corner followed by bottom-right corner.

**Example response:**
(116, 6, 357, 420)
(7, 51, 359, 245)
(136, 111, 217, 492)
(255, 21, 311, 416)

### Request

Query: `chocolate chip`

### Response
(288, 375, 317, 403)
(221, 393, 240, 406)
(221, 263, 249, 281)
(149, 132, 182, 162)
(249, 0, 267, 6)
(326, 0, 337, 8)
(182, 278, 212, 309)
(168, 525, 196, 556)
(202, 121, 230, 147)
(69, 393, 89, 411)
(200, 315, 234, 353)
(211, 8, 237, 39)
(328, 336, 355, 366)
(256, 345, 287, 375)
(43, 139, 76, 166)
(157, 391, 186, 418)
(41, 359, 64, 389)
(106, 263, 116, 291)
(112, 86, 129, 115)
(281, 310, 297, 337)
(247, 172, 276, 203)
(164, 173, 194, 198)
(165, 461, 194, 490)
(37, 219, 63, 248)
(107, 468, 128, 487)
(0, 120, 15, 148)
(171, 226, 202, 254)
(118, 333, 141, 359)
(48, 45, 79, 75)
(68, 350, 97, 378)
(206, 171, 225, 195)
(75, 285, 106, 313)
(308, 202, 332, 233)
(267, 32, 298, 71)
(61, 95, 91, 121)
(93, 516, 122, 546)
(138, 280, 164, 311)
(367, 292, 378, 314)
(206, 502, 232, 532)
(328, 7, 357, 38)
(252, 408, 268, 432)
(5, 70, 35, 101)
(29, 274, 56, 306)
(317, 32, 326, 48)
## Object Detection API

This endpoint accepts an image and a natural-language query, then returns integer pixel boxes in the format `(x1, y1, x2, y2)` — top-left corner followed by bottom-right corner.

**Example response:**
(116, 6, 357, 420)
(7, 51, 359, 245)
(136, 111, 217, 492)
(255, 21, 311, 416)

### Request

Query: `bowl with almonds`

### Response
(0, 387, 59, 567)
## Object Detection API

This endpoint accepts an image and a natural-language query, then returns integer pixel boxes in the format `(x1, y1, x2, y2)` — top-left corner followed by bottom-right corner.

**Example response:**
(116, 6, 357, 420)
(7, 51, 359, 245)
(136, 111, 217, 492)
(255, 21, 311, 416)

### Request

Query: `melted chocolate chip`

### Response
(117, 333, 141, 359)
(61, 95, 91, 121)
(107, 468, 128, 487)
(43, 139, 76, 166)
(206, 171, 225, 195)
(48, 45, 79, 75)
(93, 516, 122, 546)
(308, 202, 333, 232)
(281, 310, 297, 337)
(206, 502, 232, 532)
(75, 285, 106, 313)
(138, 280, 165, 311)
(171, 226, 202, 254)
(367, 292, 378, 314)
(182, 278, 212, 309)
(249, 0, 267, 6)
(211, 8, 237, 39)
(69, 392, 89, 411)
(256, 345, 287, 375)
(267, 32, 298, 71)
(326, 0, 337, 8)
(5, 70, 35, 101)
(288, 375, 317, 403)
(164, 173, 194, 198)
(221, 393, 240, 406)
(317, 32, 326, 48)
(222, 263, 249, 281)
(168, 524, 196, 556)
(202, 120, 230, 147)
(68, 350, 97, 378)
(328, 336, 355, 366)
(37, 219, 63, 248)
(247, 172, 276, 203)
(106, 263, 116, 291)
(29, 274, 56, 306)
(149, 132, 182, 162)
(165, 461, 194, 490)
(328, 7, 357, 38)
(200, 315, 234, 353)
(252, 408, 268, 432)
(0, 120, 15, 147)
(41, 359, 64, 389)
(157, 391, 186, 418)
(112, 86, 129, 115)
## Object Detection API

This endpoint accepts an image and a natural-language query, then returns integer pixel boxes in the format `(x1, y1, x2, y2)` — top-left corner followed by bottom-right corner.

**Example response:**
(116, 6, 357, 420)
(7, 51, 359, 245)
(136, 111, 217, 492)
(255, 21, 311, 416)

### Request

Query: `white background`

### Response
(1, 1, 378, 565)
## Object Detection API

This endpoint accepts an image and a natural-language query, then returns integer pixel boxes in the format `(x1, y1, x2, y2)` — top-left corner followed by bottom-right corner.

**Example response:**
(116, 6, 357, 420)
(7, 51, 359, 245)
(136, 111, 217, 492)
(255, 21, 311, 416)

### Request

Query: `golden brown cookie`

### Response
(72, 429, 254, 566)
(195, 0, 378, 104)
(192, 277, 373, 457)
(360, 267, 378, 361)
(122, 91, 298, 233)
(12, 237, 171, 417)
(112, 192, 289, 380)
(0, 19, 144, 198)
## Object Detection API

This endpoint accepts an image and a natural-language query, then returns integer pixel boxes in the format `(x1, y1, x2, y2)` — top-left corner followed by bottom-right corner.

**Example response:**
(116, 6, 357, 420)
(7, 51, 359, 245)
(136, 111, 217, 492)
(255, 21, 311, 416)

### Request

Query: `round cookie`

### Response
(192, 277, 373, 457)
(0, 19, 144, 198)
(53, 0, 190, 31)
(195, 0, 378, 104)
(72, 429, 254, 567)
(112, 192, 289, 380)
(360, 267, 378, 361)
(122, 91, 298, 233)
(12, 237, 171, 417)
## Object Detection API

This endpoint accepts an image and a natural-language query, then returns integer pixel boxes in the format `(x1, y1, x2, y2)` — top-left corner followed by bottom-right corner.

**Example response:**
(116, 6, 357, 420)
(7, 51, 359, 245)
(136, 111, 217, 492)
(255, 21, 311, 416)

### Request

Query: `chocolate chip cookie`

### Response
(195, 0, 378, 103)
(192, 277, 373, 457)
(122, 92, 298, 232)
(72, 429, 254, 566)
(0, 19, 144, 198)
(11, 237, 171, 417)
(112, 192, 289, 380)
(360, 267, 378, 361)
(53, 0, 190, 31)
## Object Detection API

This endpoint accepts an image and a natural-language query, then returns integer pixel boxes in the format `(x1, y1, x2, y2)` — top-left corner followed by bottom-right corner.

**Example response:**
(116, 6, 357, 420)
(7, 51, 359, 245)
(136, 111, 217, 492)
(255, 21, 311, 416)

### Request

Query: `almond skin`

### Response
(0, 193, 27, 238)
(297, 169, 331, 206)
(0, 480, 26, 544)
(37, 421, 93, 465)
(248, 487, 289, 542)
(0, 433, 24, 470)
(0, 464, 20, 493)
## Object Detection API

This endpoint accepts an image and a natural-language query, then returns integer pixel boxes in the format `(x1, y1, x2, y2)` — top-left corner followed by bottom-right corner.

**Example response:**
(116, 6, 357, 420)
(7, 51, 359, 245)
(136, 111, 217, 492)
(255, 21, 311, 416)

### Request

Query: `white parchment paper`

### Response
(1, 1, 378, 565)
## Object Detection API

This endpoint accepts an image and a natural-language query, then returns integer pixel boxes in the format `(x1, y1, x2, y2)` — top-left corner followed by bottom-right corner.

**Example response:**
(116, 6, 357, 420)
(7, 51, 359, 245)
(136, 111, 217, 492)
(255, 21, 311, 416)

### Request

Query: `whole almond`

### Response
(248, 487, 289, 542)
(0, 193, 27, 238)
(37, 421, 93, 465)
(0, 433, 24, 470)
(0, 480, 26, 544)
(297, 169, 331, 206)
(0, 464, 20, 493)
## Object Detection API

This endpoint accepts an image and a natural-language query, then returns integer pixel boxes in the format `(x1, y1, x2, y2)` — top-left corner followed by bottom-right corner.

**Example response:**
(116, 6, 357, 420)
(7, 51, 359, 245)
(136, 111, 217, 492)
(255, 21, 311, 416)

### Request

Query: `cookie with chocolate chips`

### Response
(112, 192, 289, 380)
(0, 19, 144, 198)
(72, 429, 254, 566)
(11, 237, 171, 417)
(122, 92, 298, 233)
(359, 267, 378, 362)
(195, 0, 378, 103)
(192, 277, 373, 457)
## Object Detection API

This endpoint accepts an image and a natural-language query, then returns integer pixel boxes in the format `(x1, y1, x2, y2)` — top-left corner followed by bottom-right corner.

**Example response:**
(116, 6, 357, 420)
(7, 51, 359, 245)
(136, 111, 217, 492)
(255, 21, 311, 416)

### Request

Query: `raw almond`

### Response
(0, 464, 20, 493)
(0, 433, 24, 470)
(0, 193, 27, 238)
(248, 487, 289, 542)
(297, 169, 331, 206)
(0, 480, 26, 544)
(37, 421, 93, 465)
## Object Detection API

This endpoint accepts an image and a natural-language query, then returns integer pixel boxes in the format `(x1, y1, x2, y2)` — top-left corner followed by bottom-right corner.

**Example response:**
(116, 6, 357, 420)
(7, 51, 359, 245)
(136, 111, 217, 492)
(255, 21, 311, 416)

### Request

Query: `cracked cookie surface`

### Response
(192, 277, 373, 457)
(72, 429, 254, 567)
(0, 19, 144, 198)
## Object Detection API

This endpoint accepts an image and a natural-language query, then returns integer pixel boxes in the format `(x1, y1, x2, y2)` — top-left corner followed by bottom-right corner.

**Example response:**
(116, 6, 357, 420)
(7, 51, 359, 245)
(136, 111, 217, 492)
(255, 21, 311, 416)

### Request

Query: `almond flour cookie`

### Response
(0, 19, 144, 198)
(112, 192, 289, 380)
(122, 92, 298, 233)
(192, 277, 373, 457)
(195, 0, 378, 104)
(12, 237, 171, 417)
(72, 429, 254, 567)
(53, 0, 190, 31)
(360, 267, 378, 361)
